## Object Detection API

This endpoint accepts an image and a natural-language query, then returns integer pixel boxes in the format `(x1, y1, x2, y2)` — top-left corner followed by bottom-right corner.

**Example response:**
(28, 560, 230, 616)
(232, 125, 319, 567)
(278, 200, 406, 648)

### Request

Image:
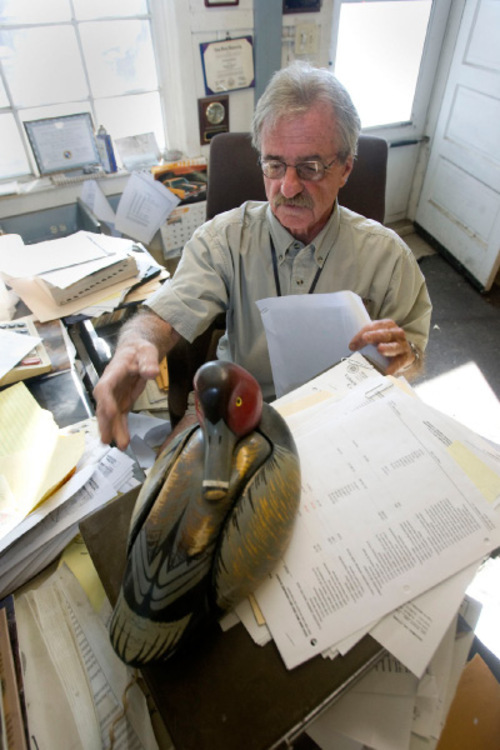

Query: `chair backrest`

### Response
(206, 132, 388, 223)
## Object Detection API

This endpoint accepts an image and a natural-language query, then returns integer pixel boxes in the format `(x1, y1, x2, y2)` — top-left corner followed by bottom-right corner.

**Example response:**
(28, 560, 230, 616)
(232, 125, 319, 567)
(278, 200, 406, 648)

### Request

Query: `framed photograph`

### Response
(205, 0, 239, 6)
(283, 0, 322, 13)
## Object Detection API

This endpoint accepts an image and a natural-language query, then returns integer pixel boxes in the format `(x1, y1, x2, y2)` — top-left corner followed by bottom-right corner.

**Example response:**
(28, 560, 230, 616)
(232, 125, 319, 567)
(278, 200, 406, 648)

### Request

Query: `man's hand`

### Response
(93, 311, 179, 450)
(94, 340, 161, 450)
(349, 318, 420, 376)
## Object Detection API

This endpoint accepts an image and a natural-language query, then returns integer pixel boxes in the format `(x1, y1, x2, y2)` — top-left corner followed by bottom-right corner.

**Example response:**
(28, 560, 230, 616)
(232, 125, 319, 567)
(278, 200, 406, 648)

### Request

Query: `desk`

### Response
(80, 489, 384, 750)
(1, 309, 381, 748)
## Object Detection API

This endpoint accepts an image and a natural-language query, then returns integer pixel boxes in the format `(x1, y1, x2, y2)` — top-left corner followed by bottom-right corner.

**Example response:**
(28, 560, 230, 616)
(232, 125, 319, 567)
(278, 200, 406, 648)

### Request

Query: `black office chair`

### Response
(167, 131, 388, 426)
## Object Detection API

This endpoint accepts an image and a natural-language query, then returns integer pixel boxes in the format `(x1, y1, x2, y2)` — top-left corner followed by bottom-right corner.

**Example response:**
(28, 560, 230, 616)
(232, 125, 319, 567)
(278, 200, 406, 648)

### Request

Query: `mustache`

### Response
(273, 193, 313, 210)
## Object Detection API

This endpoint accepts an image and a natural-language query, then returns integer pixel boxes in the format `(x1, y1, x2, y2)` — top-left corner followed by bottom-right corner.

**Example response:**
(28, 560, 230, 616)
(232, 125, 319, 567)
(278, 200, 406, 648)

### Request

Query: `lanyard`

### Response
(270, 235, 324, 297)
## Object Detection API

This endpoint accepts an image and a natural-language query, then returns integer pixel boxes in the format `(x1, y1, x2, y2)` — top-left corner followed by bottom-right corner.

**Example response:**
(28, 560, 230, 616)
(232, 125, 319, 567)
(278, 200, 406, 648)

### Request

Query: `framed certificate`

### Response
(200, 36, 254, 96)
(24, 112, 100, 175)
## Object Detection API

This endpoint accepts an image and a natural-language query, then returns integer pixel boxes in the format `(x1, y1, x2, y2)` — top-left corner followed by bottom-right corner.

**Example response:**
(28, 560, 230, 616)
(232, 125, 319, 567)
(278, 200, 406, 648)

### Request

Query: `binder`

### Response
(39, 254, 138, 306)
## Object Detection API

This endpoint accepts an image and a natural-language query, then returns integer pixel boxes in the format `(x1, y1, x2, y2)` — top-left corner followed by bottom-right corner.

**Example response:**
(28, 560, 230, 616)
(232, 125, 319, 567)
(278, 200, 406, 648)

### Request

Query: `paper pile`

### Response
(230, 353, 500, 746)
(0, 382, 86, 541)
(307, 595, 482, 750)
(0, 231, 167, 322)
(14, 562, 159, 750)
(0, 415, 140, 599)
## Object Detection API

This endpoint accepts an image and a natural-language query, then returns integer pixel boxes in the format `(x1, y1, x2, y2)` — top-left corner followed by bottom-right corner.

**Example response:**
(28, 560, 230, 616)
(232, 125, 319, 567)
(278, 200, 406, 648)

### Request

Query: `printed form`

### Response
(254, 377, 500, 670)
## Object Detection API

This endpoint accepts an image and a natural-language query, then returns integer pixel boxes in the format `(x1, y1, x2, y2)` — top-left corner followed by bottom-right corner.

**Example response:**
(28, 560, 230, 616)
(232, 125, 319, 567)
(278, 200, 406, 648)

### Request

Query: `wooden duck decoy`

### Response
(110, 360, 301, 667)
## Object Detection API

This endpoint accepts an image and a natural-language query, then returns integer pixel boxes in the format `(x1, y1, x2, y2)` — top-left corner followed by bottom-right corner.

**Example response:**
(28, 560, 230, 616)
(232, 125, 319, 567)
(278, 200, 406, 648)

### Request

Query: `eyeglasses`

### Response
(259, 156, 338, 182)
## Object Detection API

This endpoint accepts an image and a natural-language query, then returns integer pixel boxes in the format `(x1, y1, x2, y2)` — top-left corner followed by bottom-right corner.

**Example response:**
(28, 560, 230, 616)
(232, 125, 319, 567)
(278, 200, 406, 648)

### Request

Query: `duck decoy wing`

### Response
(126, 421, 199, 552)
(213, 404, 301, 611)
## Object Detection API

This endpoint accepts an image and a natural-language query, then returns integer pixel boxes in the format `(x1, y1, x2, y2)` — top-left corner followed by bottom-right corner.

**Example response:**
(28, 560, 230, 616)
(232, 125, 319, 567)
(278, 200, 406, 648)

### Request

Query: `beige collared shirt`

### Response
(147, 201, 431, 400)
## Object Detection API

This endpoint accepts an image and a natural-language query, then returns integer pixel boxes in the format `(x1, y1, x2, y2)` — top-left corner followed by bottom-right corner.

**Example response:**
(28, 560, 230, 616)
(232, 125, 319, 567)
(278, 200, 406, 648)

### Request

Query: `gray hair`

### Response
(252, 61, 361, 162)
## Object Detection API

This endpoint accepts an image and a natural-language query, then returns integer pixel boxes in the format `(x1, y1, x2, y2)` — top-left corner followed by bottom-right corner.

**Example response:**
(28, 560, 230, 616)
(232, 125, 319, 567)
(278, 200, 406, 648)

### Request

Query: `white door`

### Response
(415, 0, 500, 291)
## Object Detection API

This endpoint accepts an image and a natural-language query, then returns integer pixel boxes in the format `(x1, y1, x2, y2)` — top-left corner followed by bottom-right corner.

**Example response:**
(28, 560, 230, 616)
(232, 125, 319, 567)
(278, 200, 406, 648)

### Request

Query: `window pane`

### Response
(0, 0, 71, 24)
(80, 20, 157, 98)
(0, 27, 88, 107)
(73, 0, 148, 20)
(95, 92, 165, 159)
(0, 113, 30, 178)
(335, 0, 432, 128)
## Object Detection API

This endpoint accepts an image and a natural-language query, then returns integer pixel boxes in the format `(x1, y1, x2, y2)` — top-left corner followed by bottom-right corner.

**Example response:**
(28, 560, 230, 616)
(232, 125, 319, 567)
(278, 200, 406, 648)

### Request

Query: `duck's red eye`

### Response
(236, 397, 242, 407)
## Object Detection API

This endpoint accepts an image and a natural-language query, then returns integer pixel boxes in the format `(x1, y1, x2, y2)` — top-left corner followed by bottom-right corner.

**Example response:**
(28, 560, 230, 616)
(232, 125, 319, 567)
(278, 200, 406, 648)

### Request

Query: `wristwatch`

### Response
(408, 340, 420, 363)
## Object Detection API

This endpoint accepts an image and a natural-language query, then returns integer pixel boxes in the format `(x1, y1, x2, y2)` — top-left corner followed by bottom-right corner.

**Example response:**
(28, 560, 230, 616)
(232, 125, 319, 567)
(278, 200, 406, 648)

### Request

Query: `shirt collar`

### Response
(266, 200, 341, 266)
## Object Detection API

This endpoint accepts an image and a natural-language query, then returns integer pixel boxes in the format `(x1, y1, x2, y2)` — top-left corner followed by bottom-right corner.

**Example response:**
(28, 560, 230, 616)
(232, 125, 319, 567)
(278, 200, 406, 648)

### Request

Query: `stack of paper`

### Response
(306, 594, 482, 750)
(0, 382, 86, 541)
(14, 563, 159, 750)
(0, 414, 140, 599)
(222, 353, 500, 747)
(0, 232, 167, 322)
(232, 353, 500, 681)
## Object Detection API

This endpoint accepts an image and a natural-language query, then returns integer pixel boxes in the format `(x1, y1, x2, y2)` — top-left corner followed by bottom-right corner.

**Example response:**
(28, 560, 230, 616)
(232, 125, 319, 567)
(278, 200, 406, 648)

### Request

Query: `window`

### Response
(0, 0, 165, 179)
(333, 0, 433, 129)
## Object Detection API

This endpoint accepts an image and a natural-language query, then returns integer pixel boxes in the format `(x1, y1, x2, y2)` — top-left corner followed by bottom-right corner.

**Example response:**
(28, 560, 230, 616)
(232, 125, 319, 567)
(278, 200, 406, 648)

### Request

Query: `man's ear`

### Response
(340, 156, 354, 187)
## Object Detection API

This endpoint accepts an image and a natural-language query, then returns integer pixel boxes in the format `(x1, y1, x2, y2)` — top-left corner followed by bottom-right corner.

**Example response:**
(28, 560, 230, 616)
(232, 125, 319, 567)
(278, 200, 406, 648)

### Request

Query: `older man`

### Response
(94, 62, 431, 450)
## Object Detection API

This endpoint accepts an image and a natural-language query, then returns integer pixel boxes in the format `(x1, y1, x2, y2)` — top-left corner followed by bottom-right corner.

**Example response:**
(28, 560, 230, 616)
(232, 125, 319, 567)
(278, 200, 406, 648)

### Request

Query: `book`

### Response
(38, 253, 138, 306)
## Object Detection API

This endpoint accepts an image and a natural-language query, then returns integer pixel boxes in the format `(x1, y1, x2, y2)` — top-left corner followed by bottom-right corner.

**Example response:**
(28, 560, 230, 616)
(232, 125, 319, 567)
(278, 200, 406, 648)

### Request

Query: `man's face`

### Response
(261, 102, 353, 244)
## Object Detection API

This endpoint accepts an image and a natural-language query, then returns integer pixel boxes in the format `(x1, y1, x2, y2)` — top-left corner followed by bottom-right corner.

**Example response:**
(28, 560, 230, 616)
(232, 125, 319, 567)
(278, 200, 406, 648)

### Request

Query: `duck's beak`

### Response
(201, 418, 237, 502)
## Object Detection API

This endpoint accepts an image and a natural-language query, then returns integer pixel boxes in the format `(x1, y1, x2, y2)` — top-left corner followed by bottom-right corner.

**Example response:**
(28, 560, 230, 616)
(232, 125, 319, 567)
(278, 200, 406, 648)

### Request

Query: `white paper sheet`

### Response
(0, 231, 117, 279)
(370, 562, 480, 678)
(0, 328, 41, 379)
(80, 179, 117, 225)
(115, 172, 180, 245)
(256, 291, 388, 397)
(308, 654, 419, 750)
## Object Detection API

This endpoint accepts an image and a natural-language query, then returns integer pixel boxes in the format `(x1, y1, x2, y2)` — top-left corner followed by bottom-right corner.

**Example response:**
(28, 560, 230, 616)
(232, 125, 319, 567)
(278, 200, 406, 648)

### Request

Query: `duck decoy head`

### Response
(194, 361, 263, 502)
